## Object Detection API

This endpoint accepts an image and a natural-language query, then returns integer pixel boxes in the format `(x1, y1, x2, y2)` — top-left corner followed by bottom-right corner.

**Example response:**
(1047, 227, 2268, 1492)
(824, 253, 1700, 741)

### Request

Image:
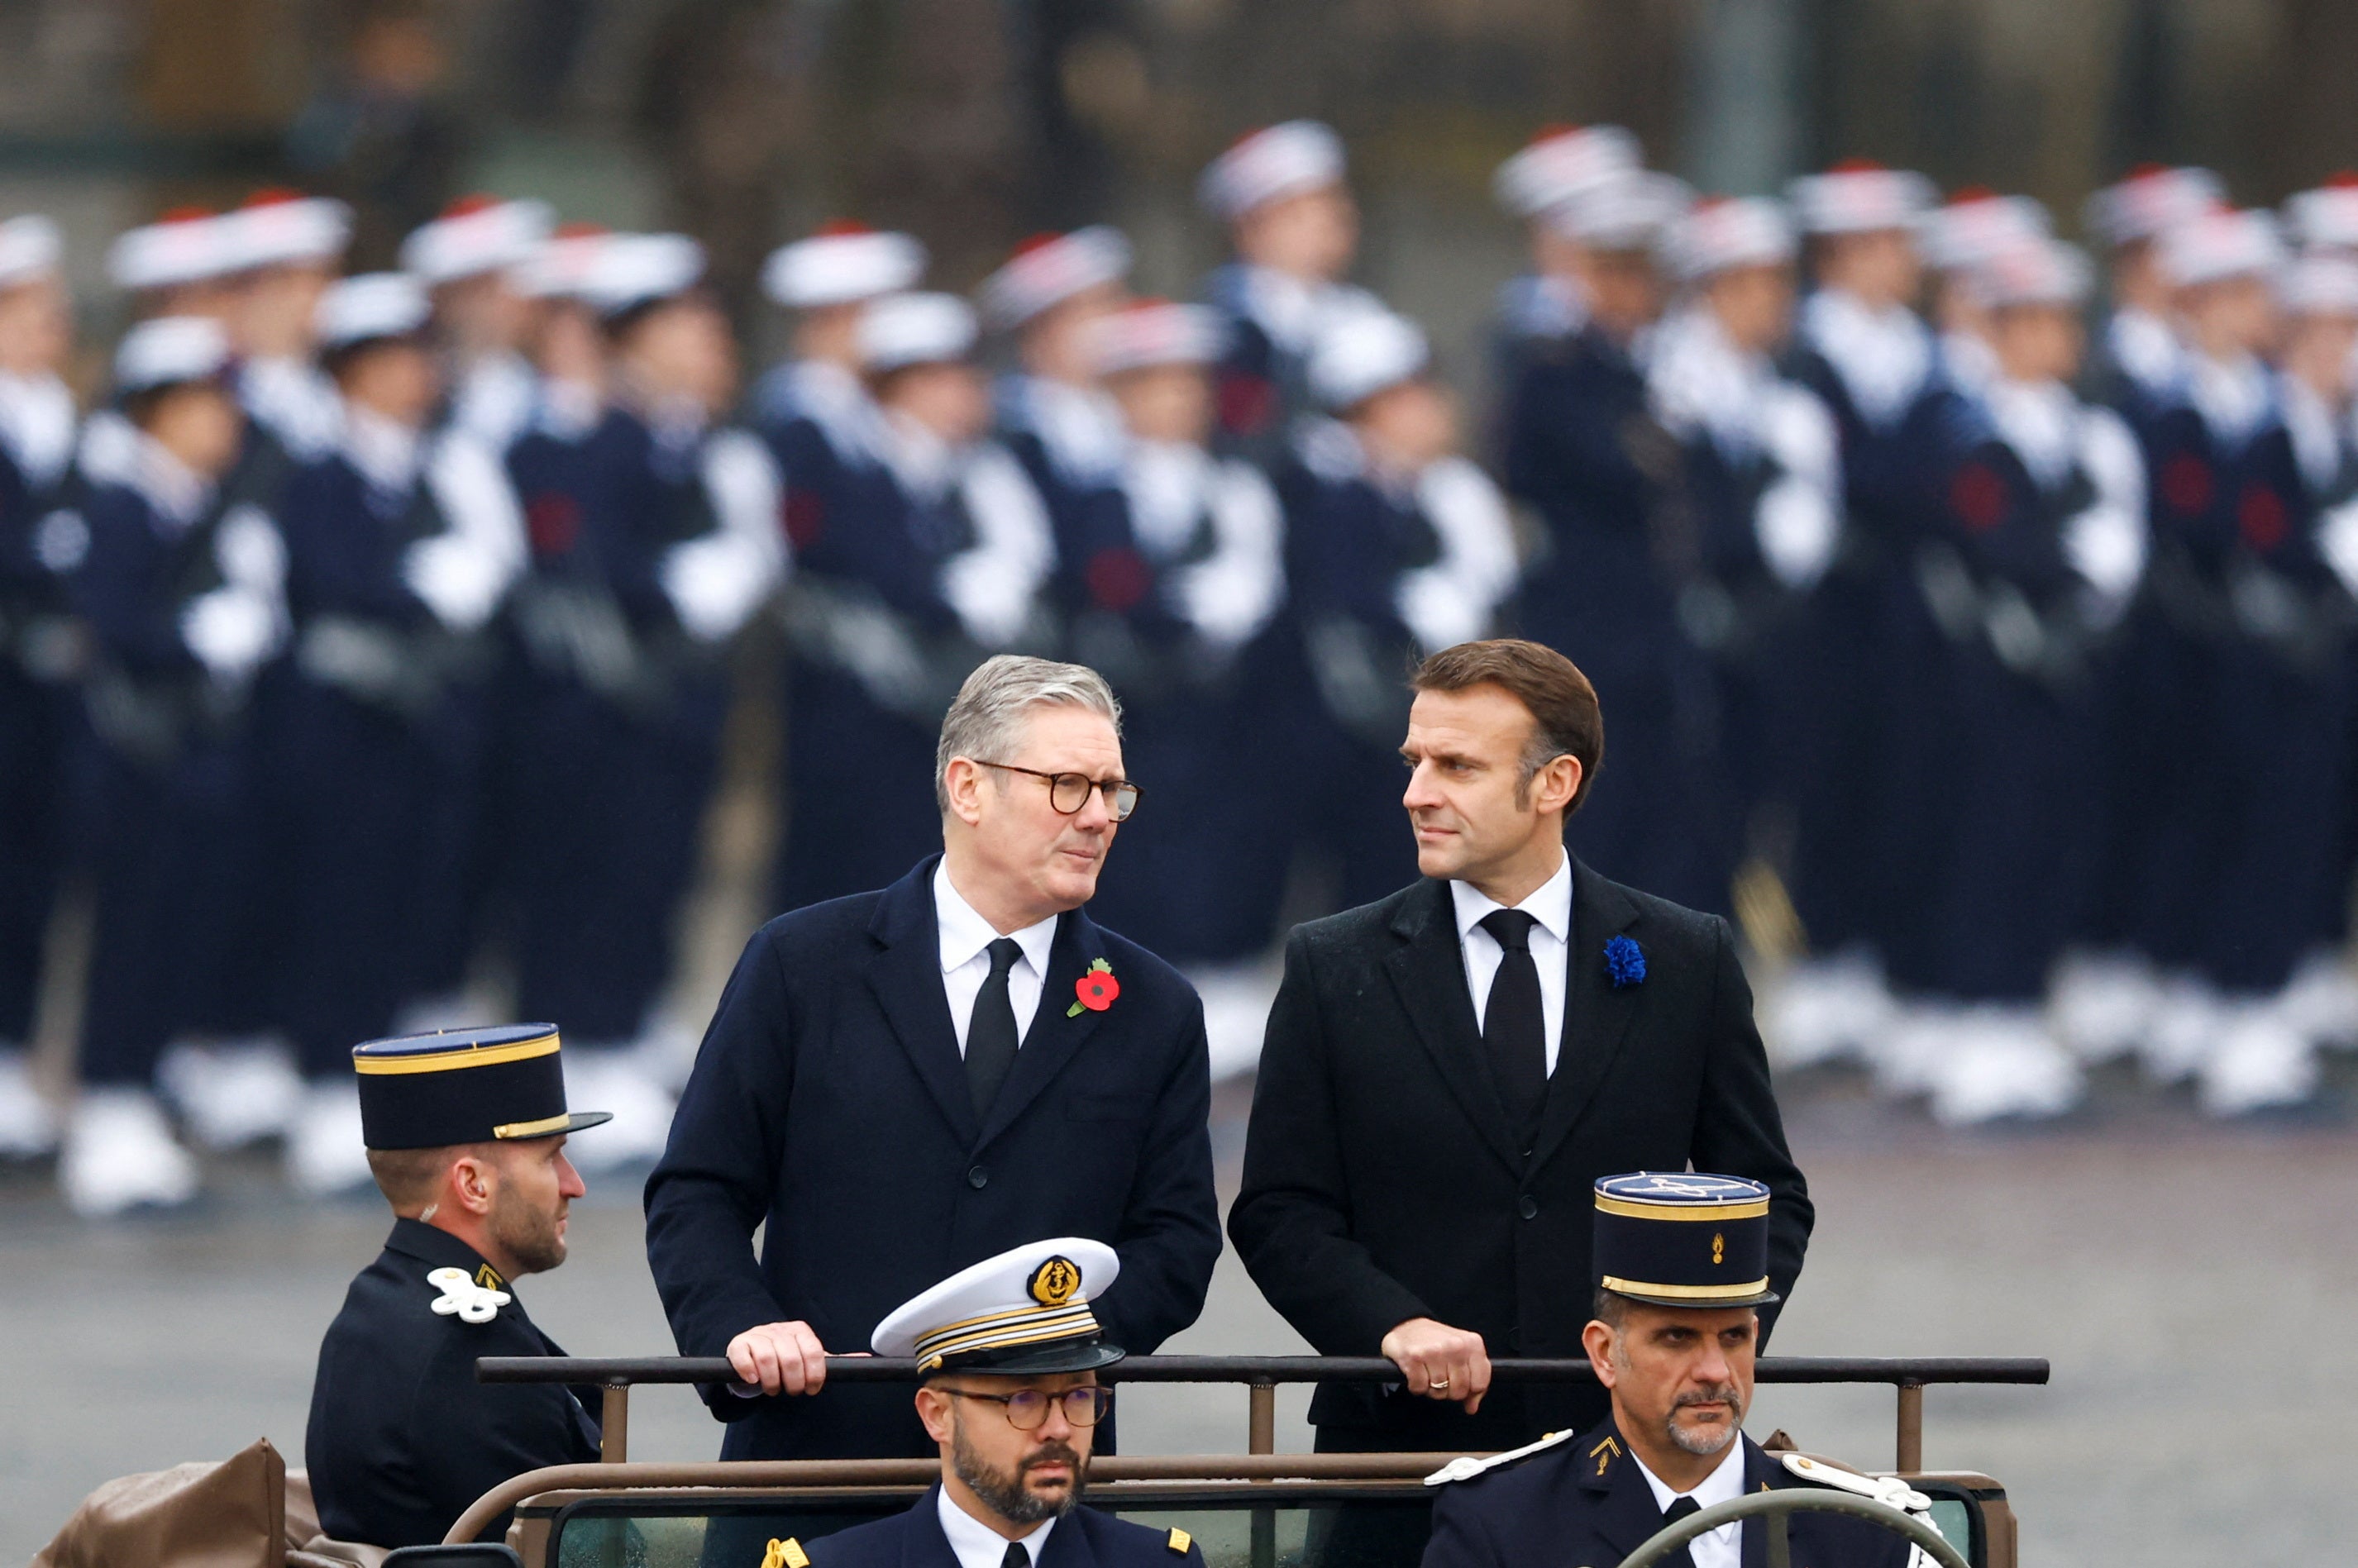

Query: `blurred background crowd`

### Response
(6, 0, 2358, 1226)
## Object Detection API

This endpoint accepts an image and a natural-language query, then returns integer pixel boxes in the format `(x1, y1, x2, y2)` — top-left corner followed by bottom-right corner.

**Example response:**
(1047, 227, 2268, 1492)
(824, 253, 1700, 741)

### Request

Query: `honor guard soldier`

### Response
(2081, 165, 2222, 417)
(306, 1024, 609, 1550)
(0, 216, 77, 1161)
(1916, 188, 2050, 405)
(1197, 122, 1384, 460)
(983, 226, 1133, 564)
(104, 206, 246, 324)
(402, 195, 556, 452)
(56, 317, 285, 1214)
(1056, 300, 1289, 1058)
(222, 190, 352, 465)
(786, 1239, 1210, 1568)
(1286, 307, 1519, 911)
(771, 291, 1057, 911)
(507, 233, 783, 1163)
(269, 273, 529, 1193)
(1421, 1175, 1919, 1568)
(1487, 124, 1641, 387)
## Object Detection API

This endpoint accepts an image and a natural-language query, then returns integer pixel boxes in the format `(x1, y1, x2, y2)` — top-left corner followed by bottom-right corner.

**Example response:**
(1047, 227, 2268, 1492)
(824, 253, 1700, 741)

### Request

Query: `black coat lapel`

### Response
(974, 908, 1108, 1150)
(1579, 1423, 1670, 1564)
(865, 859, 981, 1149)
(1739, 1438, 1776, 1568)
(903, 1486, 960, 1568)
(1378, 880, 1521, 1177)
(1035, 1508, 1098, 1568)
(1529, 860, 1642, 1175)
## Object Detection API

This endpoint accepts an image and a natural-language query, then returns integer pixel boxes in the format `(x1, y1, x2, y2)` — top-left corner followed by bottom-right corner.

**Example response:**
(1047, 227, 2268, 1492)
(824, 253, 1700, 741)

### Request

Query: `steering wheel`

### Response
(1614, 1487, 1973, 1568)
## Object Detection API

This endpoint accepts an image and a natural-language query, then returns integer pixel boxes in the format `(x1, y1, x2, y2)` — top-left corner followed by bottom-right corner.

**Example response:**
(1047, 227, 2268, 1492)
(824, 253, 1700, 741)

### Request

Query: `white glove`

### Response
(661, 533, 775, 643)
(180, 586, 276, 682)
(402, 536, 507, 633)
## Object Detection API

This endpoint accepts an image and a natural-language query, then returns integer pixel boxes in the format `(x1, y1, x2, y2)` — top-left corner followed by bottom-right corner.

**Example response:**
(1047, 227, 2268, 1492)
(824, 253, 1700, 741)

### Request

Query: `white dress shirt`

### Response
(1630, 1437, 1747, 1568)
(1449, 852, 1573, 1076)
(936, 860, 1059, 1055)
(937, 1481, 1056, 1568)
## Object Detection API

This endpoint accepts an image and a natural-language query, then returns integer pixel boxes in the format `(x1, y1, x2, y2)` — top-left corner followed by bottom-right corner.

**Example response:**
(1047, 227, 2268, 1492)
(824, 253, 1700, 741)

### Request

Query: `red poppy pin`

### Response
(1069, 959, 1119, 1017)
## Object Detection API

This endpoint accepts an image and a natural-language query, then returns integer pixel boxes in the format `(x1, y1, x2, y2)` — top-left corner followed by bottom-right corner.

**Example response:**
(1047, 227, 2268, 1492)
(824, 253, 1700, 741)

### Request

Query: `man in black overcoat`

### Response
(1229, 638, 1811, 1454)
(645, 655, 1220, 1461)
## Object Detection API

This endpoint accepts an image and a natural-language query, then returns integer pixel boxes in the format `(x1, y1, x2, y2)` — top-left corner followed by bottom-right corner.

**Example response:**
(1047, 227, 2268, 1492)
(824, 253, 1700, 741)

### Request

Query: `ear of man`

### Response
(915, 1383, 958, 1445)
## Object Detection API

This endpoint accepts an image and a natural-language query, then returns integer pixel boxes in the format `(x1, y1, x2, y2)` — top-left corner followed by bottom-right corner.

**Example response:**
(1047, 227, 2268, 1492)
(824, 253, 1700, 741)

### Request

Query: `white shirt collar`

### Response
(1631, 1435, 1748, 1563)
(935, 1483, 1056, 1568)
(1449, 850, 1573, 947)
(341, 403, 422, 495)
(935, 859, 1059, 979)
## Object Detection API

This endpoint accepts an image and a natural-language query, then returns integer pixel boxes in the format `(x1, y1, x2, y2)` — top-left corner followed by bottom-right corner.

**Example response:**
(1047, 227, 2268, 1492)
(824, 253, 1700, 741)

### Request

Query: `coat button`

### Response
(967, 1165, 989, 1189)
(1516, 1195, 1539, 1221)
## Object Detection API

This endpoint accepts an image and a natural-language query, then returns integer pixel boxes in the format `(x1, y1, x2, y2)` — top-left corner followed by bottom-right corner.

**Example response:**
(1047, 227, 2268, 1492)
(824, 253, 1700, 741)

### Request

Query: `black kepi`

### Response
(1592, 1171, 1780, 1308)
(353, 1023, 612, 1150)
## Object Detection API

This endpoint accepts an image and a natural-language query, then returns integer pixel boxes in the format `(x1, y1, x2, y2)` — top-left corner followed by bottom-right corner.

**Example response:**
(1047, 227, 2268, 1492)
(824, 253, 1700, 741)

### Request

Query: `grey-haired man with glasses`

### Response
(647, 655, 1220, 1463)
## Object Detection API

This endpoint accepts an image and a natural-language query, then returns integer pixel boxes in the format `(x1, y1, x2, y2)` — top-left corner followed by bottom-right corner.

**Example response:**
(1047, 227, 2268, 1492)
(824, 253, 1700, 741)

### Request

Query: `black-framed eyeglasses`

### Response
(943, 1385, 1114, 1430)
(975, 761, 1143, 822)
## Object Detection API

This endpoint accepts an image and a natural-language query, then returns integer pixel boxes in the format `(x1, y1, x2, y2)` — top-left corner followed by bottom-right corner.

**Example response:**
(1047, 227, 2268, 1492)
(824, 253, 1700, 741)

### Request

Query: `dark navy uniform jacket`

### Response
(809, 1486, 1209, 1568)
(643, 855, 1221, 1461)
(1423, 1423, 1912, 1568)
(306, 1218, 600, 1548)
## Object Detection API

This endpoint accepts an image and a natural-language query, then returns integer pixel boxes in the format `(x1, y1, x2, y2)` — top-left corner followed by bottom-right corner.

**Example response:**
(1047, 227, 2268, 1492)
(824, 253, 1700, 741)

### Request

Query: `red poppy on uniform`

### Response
(1068, 960, 1119, 1017)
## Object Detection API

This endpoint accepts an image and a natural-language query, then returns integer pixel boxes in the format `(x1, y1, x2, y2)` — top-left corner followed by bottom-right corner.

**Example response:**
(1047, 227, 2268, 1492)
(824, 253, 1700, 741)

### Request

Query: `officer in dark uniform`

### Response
(786, 1238, 1210, 1568)
(305, 1023, 611, 1549)
(1421, 1175, 1918, 1568)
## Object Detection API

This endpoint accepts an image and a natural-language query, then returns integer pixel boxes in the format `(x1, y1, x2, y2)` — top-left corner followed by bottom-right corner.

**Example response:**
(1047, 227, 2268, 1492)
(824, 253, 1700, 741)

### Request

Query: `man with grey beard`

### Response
(797, 1239, 1210, 1568)
(1421, 1175, 1921, 1568)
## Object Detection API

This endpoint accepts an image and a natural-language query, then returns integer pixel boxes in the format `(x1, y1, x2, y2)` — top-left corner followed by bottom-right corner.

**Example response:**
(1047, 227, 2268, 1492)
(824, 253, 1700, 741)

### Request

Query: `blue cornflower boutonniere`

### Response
(1603, 935, 1646, 989)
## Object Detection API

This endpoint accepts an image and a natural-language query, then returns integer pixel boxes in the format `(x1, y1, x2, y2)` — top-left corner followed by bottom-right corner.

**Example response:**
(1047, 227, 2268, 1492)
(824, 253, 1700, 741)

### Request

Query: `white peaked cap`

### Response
(1089, 299, 1225, 375)
(1666, 198, 1796, 283)
(107, 209, 239, 292)
(316, 272, 432, 351)
(1492, 124, 1642, 220)
(1787, 161, 1936, 236)
(223, 192, 353, 270)
(2283, 176, 2358, 253)
(1919, 190, 2051, 271)
(113, 316, 231, 395)
(2159, 208, 2283, 288)
(0, 216, 62, 288)
(2277, 252, 2358, 317)
(1198, 121, 1347, 221)
(762, 224, 928, 309)
(871, 1237, 1123, 1370)
(2084, 165, 2226, 248)
(1308, 305, 1429, 411)
(1971, 236, 2093, 308)
(512, 226, 610, 301)
(582, 233, 706, 319)
(401, 196, 556, 284)
(979, 226, 1132, 331)
(857, 292, 978, 372)
(1546, 169, 1692, 250)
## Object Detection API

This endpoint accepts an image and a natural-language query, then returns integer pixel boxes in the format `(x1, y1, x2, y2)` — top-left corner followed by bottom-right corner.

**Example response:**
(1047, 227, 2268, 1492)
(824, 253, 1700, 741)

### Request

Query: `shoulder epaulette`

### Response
(760, 1537, 809, 1568)
(1165, 1527, 1191, 1555)
(1423, 1427, 1578, 1485)
(424, 1266, 510, 1326)
(1778, 1453, 1932, 1513)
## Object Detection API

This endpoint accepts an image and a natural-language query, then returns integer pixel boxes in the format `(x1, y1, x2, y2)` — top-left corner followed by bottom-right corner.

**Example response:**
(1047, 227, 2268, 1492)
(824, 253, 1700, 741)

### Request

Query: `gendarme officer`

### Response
(305, 1024, 611, 1549)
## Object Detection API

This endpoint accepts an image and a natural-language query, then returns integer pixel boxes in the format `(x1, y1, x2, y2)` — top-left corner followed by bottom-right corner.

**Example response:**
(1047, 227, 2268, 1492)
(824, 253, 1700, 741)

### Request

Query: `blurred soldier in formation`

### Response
(1198, 122, 1384, 460)
(58, 318, 284, 1214)
(1487, 123, 1642, 389)
(1055, 298, 1290, 1064)
(104, 207, 246, 325)
(402, 196, 554, 452)
(772, 290, 1057, 910)
(267, 274, 527, 1193)
(1916, 188, 2053, 405)
(983, 226, 1132, 532)
(2082, 165, 2224, 414)
(0, 217, 76, 1161)
(1287, 307, 1520, 911)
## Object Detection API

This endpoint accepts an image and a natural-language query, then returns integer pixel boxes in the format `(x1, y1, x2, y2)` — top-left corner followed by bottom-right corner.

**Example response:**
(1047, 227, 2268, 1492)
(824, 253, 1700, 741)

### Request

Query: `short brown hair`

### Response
(365, 1142, 498, 1211)
(1411, 639, 1604, 813)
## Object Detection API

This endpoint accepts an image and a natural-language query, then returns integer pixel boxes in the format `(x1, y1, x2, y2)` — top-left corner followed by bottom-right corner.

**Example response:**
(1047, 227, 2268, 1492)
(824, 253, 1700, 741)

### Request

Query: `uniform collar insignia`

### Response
(427, 1265, 512, 1324)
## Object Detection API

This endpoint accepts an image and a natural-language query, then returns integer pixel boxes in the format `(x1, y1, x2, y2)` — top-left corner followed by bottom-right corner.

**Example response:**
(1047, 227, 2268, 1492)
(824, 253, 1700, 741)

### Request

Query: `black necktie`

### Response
(1657, 1495, 1701, 1568)
(1000, 1544, 1030, 1568)
(967, 938, 1024, 1118)
(1478, 908, 1546, 1144)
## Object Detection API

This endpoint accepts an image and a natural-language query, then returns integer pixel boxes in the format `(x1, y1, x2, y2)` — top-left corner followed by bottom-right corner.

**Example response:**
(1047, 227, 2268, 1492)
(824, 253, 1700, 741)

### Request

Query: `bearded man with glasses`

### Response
(648, 656, 1220, 1463)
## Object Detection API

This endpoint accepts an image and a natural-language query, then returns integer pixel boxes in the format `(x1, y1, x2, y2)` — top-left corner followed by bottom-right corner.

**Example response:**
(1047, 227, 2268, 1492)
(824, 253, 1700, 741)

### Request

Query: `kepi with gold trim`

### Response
(1592, 1171, 1779, 1308)
(872, 1237, 1125, 1375)
(352, 1023, 612, 1150)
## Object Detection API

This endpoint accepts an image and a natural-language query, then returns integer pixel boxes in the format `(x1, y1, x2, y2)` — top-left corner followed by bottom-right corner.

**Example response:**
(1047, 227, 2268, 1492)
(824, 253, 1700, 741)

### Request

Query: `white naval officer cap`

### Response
(1307, 304, 1428, 412)
(2083, 164, 2225, 249)
(1917, 188, 2051, 273)
(1492, 123, 1641, 221)
(582, 232, 707, 320)
(511, 222, 611, 301)
(1663, 197, 1795, 284)
(1198, 121, 1346, 222)
(222, 188, 352, 272)
(107, 207, 240, 293)
(2276, 252, 2358, 318)
(762, 222, 928, 309)
(1544, 169, 1691, 252)
(1088, 298, 1224, 376)
(872, 1237, 1124, 1374)
(2158, 207, 2283, 289)
(316, 272, 432, 353)
(858, 291, 978, 373)
(113, 316, 232, 396)
(979, 226, 1132, 331)
(401, 194, 556, 284)
(1969, 236, 2093, 310)
(0, 216, 62, 289)
(1786, 160, 1936, 236)
(2282, 174, 2358, 254)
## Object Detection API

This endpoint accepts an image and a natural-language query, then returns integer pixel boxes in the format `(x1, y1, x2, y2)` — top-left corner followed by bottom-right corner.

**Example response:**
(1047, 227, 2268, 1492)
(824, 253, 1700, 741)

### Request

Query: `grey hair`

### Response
(936, 655, 1123, 813)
